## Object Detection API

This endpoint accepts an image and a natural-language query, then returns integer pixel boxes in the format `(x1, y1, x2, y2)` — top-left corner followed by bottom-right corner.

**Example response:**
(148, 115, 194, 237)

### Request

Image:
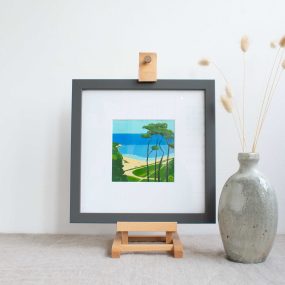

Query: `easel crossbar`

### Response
(121, 244, 174, 252)
(117, 222, 177, 232)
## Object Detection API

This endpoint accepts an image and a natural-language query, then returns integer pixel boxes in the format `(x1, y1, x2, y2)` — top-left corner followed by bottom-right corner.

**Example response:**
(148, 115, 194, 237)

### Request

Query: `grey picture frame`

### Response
(70, 79, 216, 224)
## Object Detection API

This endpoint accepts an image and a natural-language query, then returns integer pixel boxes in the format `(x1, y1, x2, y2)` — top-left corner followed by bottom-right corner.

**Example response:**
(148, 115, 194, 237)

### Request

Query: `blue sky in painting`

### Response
(113, 120, 175, 134)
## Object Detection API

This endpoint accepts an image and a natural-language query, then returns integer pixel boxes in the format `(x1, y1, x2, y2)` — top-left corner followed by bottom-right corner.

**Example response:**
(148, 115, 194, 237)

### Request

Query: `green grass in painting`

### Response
(132, 164, 155, 177)
(127, 176, 141, 182)
(132, 158, 174, 182)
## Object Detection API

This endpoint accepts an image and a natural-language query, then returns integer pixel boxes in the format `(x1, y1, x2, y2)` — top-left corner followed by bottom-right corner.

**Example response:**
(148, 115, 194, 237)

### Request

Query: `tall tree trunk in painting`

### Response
(151, 138, 160, 182)
(146, 141, 150, 182)
(154, 139, 158, 182)
(164, 129, 174, 182)
(146, 141, 153, 182)
(158, 139, 164, 182)
(141, 133, 152, 182)
(142, 123, 171, 182)
(166, 140, 170, 182)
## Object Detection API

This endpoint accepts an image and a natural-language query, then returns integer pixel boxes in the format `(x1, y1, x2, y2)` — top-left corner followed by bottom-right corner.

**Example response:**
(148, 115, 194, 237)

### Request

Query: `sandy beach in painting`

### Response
(122, 156, 146, 171)
(122, 156, 174, 182)
(122, 156, 172, 171)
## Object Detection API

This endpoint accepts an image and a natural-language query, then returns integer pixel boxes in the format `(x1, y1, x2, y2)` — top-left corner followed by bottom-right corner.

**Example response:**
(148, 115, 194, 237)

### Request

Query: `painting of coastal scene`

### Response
(112, 120, 175, 182)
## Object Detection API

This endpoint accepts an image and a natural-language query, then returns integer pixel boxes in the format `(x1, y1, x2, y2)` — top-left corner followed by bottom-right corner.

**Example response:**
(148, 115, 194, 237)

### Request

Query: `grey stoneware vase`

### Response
(218, 152, 278, 263)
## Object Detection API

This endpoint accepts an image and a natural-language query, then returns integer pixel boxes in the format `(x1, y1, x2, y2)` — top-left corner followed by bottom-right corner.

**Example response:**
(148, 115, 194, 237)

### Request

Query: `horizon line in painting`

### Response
(112, 120, 175, 182)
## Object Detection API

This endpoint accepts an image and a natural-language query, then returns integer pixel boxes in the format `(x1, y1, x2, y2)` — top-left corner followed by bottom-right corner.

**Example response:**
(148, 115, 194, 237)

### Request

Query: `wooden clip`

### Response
(138, 52, 157, 82)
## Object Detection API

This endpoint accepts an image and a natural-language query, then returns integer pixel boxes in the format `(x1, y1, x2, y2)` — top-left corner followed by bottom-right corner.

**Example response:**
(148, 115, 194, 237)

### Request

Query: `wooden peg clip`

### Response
(138, 52, 157, 82)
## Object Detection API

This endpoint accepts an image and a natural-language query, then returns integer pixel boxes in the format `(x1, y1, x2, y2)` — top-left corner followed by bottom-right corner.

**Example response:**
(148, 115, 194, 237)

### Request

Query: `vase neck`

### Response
(238, 153, 259, 172)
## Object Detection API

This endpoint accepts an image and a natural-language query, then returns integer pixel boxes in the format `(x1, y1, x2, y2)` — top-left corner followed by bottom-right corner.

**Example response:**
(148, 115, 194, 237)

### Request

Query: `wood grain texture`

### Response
(112, 222, 182, 258)
(173, 233, 183, 258)
(121, 244, 174, 252)
(128, 236, 166, 242)
(166, 232, 173, 244)
(117, 222, 177, 232)
(138, 52, 157, 82)
(111, 233, 122, 258)
(121, 231, 128, 244)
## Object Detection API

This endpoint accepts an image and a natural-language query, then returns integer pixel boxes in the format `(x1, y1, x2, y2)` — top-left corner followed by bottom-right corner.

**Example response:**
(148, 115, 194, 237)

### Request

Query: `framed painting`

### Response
(70, 80, 215, 223)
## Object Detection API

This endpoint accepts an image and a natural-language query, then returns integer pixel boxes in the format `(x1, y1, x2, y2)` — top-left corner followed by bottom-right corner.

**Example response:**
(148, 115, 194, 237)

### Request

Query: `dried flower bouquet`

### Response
(199, 35, 285, 153)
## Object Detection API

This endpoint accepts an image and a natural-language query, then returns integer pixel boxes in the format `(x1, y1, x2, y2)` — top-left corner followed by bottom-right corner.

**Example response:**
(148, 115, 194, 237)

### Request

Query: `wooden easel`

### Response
(111, 222, 183, 258)
(111, 53, 183, 258)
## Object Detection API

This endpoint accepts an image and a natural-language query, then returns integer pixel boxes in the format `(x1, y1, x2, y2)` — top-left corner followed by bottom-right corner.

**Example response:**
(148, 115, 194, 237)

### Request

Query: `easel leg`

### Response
(166, 231, 173, 244)
(173, 233, 183, 258)
(111, 232, 122, 258)
(121, 231, 128, 244)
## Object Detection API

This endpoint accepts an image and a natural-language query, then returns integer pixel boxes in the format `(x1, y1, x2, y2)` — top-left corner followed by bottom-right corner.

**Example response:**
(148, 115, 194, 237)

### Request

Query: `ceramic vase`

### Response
(218, 152, 278, 263)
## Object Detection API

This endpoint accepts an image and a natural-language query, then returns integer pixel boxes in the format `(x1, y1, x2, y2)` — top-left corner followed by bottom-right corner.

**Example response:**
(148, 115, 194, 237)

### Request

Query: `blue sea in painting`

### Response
(113, 133, 174, 161)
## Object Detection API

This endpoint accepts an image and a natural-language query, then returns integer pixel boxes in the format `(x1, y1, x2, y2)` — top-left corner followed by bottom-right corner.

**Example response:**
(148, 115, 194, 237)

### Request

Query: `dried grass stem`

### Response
(252, 47, 282, 151)
(253, 50, 285, 151)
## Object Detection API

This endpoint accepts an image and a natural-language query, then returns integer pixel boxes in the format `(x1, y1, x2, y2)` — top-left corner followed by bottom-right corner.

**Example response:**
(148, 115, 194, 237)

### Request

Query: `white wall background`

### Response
(0, 0, 284, 235)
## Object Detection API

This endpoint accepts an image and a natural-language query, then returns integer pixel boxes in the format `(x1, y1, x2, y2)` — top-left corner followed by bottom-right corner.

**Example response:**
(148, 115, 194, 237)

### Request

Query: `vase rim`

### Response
(238, 152, 259, 160)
